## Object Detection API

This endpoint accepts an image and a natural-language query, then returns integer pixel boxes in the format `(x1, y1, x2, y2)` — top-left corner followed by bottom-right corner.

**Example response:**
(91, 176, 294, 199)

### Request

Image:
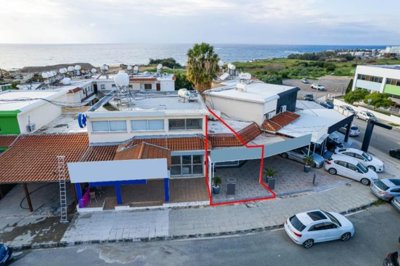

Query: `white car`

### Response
(324, 154, 378, 185)
(284, 209, 355, 249)
(311, 84, 325, 91)
(356, 111, 377, 121)
(335, 147, 384, 172)
(349, 125, 360, 137)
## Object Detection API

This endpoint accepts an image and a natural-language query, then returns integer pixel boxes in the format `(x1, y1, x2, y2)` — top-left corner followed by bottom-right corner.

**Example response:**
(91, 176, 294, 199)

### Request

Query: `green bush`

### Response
(260, 74, 283, 84)
(344, 88, 369, 104)
(149, 57, 182, 69)
(364, 92, 393, 108)
(174, 72, 194, 90)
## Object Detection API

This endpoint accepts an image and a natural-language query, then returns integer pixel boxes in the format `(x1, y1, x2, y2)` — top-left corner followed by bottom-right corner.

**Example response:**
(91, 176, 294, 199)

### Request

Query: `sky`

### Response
(0, 0, 399, 45)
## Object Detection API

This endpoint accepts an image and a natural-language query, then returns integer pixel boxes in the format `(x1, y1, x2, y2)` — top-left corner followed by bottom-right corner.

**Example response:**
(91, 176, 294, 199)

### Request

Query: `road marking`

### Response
(345, 209, 366, 217)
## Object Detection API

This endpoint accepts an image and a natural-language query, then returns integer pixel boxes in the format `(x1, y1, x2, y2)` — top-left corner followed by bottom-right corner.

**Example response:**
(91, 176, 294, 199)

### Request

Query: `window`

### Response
(346, 163, 357, 171)
(289, 215, 306, 232)
(171, 155, 203, 176)
(335, 160, 346, 167)
(281, 105, 287, 112)
(100, 84, 106, 90)
(144, 84, 152, 90)
(169, 119, 202, 130)
(131, 120, 164, 131)
(91, 121, 127, 132)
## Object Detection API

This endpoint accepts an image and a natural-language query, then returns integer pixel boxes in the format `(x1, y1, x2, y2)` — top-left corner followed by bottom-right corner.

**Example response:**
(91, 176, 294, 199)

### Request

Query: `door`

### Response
(156, 83, 161, 91)
(346, 163, 361, 181)
(334, 160, 348, 176)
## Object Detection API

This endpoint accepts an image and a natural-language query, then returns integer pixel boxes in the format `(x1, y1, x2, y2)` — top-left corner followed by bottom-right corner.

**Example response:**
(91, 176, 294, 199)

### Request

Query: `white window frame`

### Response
(91, 120, 127, 133)
(131, 119, 164, 131)
(168, 118, 202, 131)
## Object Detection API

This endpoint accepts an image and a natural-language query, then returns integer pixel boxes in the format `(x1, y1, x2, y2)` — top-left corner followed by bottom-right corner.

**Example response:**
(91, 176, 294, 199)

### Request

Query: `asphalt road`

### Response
(350, 118, 400, 153)
(10, 204, 400, 266)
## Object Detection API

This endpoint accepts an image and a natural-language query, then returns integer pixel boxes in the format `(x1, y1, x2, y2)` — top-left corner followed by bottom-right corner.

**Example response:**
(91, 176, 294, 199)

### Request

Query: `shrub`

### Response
(364, 92, 393, 108)
(344, 88, 369, 104)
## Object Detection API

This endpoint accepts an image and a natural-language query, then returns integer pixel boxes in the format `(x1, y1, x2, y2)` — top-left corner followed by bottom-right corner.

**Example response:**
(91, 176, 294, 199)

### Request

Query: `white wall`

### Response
(354, 80, 382, 92)
(352, 65, 400, 92)
(87, 115, 205, 144)
(205, 96, 266, 125)
(160, 80, 175, 91)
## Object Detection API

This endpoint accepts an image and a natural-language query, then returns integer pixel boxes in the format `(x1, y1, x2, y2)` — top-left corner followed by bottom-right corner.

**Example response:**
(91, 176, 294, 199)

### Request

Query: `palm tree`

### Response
(186, 43, 220, 95)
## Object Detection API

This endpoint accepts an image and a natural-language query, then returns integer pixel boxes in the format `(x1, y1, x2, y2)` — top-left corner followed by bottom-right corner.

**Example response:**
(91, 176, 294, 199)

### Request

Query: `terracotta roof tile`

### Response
(129, 136, 206, 151)
(0, 133, 88, 184)
(0, 135, 18, 147)
(209, 122, 262, 147)
(261, 112, 300, 133)
(81, 145, 117, 162)
(115, 142, 171, 166)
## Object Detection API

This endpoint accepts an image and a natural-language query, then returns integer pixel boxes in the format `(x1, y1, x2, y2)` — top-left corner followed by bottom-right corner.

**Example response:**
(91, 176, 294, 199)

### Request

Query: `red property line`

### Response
(205, 107, 276, 207)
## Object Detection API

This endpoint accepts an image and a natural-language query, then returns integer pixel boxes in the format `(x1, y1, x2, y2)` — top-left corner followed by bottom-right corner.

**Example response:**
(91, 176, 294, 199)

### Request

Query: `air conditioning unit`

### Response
(267, 112, 274, 119)
(26, 123, 36, 132)
(281, 105, 287, 113)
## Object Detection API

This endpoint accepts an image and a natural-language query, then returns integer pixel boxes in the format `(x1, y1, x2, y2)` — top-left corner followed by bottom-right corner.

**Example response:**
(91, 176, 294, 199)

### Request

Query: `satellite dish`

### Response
(113, 70, 129, 87)
(228, 63, 236, 70)
(61, 77, 72, 85)
(67, 66, 74, 72)
(133, 65, 139, 73)
(101, 64, 109, 71)
(157, 64, 163, 70)
(218, 60, 224, 67)
(41, 72, 48, 79)
(52, 70, 57, 76)
(47, 71, 53, 77)
(77, 113, 87, 128)
(74, 65, 81, 71)
(127, 65, 132, 70)
(239, 72, 252, 80)
(91, 68, 97, 74)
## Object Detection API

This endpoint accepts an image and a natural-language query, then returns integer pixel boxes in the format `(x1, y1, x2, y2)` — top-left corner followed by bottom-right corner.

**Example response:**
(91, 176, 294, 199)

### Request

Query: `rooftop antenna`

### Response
(74, 65, 81, 76)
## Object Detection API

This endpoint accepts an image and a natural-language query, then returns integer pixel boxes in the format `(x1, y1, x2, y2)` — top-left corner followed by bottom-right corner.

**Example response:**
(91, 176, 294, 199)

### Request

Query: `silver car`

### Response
(370, 178, 400, 201)
(391, 196, 400, 212)
(281, 147, 325, 168)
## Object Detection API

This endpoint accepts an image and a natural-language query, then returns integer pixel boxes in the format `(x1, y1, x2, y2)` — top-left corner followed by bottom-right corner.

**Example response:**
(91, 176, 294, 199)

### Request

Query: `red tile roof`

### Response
(115, 142, 171, 166)
(0, 133, 89, 184)
(128, 136, 207, 151)
(81, 145, 117, 162)
(209, 122, 262, 147)
(261, 112, 300, 133)
(67, 87, 82, 94)
(0, 135, 18, 147)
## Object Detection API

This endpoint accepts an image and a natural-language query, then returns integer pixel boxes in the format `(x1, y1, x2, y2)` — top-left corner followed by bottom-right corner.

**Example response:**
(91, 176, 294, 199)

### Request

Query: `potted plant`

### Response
(263, 168, 277, 189)
(303, 155, 314, 173)
(212, 176, 222, 194)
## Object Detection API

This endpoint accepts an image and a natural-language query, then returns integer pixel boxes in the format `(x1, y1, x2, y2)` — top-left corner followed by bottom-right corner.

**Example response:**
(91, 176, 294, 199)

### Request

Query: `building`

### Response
(352, 65, 400, 98)
(204, 80, 299, 125)
(130, 72, 175, 92)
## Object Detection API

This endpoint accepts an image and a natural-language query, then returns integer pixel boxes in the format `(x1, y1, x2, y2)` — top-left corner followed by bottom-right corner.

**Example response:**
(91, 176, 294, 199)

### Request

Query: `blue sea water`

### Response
(0, 43, 385, 70)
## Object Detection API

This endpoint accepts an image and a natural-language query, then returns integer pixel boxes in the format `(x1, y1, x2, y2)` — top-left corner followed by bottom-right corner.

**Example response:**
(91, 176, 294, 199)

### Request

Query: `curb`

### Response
(9, 199, 378, 252)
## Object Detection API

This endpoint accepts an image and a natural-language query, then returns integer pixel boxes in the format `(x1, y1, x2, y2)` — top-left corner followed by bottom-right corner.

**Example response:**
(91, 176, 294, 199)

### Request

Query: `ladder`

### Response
(57, 156, 69, 223)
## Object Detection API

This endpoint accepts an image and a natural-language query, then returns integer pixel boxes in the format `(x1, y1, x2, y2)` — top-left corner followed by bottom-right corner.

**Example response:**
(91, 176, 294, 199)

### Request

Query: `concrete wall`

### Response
(354, 80, 382, 92)
(160, 80, 175, 91)
(88, 115, 205, 144)
(206, 96, 266, 125)
(352, 65, 400, 93)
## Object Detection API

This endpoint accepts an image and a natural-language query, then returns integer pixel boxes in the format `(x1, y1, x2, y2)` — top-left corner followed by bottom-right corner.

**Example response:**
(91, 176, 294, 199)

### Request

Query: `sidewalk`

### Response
(59, 181, 376, 245)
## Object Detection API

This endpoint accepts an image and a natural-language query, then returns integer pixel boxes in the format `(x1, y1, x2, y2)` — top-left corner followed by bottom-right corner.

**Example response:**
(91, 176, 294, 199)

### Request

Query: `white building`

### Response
(204, 80, 299, 125)
(352, 65, 400, 98)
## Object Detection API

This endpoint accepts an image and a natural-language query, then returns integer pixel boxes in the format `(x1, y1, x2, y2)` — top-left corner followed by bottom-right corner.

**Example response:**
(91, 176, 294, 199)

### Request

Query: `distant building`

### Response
(352, 65, 400, 98)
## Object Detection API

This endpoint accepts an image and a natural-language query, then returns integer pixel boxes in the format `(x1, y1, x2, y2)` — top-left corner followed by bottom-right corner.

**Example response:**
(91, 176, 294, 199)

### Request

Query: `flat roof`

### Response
(0, 90, 62, 112)
(278, 109, 348, 144)
(361, 65, 400, 70)
(92, 92, 208, 116)
(36, 114, 87, 134)
(208, 118, 252, 134)
(296, 100, 325, 110)
(205, 80, 296, 103)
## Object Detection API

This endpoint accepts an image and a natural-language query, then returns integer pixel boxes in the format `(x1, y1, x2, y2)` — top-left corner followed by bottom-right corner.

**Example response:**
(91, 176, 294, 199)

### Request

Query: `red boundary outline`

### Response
(204, 108, 276, 207)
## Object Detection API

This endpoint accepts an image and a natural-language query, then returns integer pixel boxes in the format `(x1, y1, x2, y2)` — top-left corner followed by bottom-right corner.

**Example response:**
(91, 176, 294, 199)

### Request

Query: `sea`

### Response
(0, 43, 386, 70)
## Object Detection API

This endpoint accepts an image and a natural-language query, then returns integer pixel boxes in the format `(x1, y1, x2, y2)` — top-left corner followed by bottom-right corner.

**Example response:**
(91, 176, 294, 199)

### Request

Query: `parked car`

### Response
(280, 147, 325, 168)
(335, 147, 384, 172)
(303, 94, 314, 101)
(284, 209, 355, 249)
(339, 105, 356, 115)
(0, 243, 12, 266)
(320, 101, 334, 109)
(356, 110, 377, 121)
(338, 125, 360, 137)
(383, 237, 400, 266)
(301, 78, 309, 84)
(324, 154, 378, 185)
(311, 84, 325, 91)
(389, 149, 400, 160)
(370, 178, 400, 201)
(392, 197, 400, 213)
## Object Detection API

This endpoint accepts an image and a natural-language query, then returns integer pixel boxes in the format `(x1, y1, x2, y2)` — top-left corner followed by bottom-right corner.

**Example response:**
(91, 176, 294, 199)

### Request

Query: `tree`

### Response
(186, 43, 220, 95)
(364, 92, 393, 108)
(174, 72, 194, 90)
(344, 88, 369, 104)
(149, 58, 182, 69)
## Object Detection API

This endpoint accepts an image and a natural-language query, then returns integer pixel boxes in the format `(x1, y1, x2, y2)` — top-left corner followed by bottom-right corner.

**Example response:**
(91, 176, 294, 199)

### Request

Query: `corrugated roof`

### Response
(261, 112, 300, 133)
(0, 133, 88, 183)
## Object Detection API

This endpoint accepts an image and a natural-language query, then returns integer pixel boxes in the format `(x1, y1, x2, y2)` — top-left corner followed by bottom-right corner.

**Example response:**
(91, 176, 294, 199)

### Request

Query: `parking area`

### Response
(283, 76, 351, 101)
(213, 156, 348, 203)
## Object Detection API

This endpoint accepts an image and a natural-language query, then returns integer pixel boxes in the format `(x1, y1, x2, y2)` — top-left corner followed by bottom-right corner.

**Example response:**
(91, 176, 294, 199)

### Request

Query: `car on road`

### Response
(0, 243, 12, 266)
(301, 78, 309, 84)
(389, 149, 400, 160)
(324, 154, 378, 185)
(392, 197, 400, 213)
(284, 209, 355, 249)
(338, 105, 356, 115)
(370, 178, 400, 201)
(356, 110, 377, 121)
(320, 101, 334, 109)
(338, 125, 360, 137)
(280, 147, 325, 168)
(311, 83, 325, 91)
(303, 94, 314, 101)
(334, 147, 384, 172)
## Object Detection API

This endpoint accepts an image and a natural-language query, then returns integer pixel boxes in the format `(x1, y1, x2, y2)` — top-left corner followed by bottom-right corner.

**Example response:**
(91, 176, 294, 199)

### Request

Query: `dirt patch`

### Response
(0, 216, 70, 244)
